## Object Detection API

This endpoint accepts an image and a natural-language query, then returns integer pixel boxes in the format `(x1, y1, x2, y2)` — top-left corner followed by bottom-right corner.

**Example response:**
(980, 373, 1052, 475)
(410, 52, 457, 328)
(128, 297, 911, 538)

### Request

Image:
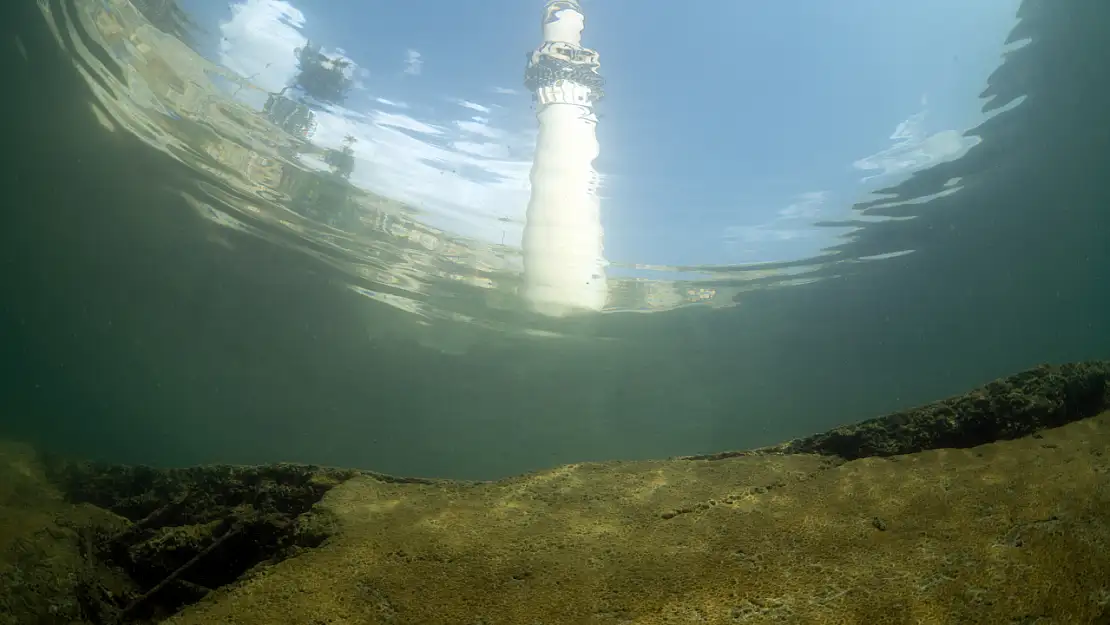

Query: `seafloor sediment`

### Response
(1, 361, 1108, 624)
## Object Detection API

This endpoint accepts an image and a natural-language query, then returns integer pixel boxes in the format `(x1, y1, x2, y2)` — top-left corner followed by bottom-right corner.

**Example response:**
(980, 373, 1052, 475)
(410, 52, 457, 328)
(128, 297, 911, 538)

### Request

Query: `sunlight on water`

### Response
(34, 0, 1025, 347)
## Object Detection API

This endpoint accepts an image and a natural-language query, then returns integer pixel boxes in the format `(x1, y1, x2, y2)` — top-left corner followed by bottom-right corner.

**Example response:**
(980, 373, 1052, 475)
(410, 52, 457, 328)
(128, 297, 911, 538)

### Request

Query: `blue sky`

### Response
(180, 0, 1021, 270)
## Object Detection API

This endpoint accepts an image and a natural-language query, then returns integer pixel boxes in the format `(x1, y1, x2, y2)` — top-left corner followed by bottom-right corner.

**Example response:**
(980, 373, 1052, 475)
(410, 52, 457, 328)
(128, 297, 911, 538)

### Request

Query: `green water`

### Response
(0, 0, 1107, 483)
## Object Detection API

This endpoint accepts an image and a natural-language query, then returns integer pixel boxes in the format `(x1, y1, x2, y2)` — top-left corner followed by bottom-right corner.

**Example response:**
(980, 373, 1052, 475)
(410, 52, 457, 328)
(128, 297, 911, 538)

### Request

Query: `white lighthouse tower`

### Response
(521, 0, 607, 316)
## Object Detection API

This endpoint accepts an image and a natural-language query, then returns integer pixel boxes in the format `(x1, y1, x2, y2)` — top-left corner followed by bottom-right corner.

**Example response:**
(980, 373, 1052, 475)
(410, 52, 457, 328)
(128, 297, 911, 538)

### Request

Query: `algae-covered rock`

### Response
(0, 448, 369, 624)
(0, 442, 134, 625)
(163, 412, 1110, 625)
(5, 361, 1110, 624)
(744, 361, 1110, 460)
(50, 462, 370, 622)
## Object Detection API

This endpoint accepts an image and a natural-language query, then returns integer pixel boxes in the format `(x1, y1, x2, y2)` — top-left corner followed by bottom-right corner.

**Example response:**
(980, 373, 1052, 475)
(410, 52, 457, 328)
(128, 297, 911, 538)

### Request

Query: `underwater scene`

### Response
(1, 0, 1109, 622)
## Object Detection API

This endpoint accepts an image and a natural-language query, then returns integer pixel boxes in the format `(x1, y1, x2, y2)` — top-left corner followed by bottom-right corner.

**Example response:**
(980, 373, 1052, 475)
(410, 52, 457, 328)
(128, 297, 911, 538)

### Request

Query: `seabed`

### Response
(2, 361, 1109, 624)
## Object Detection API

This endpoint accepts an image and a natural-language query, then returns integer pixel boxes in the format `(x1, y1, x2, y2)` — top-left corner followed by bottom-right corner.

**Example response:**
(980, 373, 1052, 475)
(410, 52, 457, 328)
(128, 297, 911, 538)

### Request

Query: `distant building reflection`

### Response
(263, 93, 315, 139)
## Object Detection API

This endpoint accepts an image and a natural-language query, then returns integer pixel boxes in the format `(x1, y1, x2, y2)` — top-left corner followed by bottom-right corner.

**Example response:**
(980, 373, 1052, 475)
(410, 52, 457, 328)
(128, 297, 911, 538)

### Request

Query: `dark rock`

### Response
(763, 361, 1110, 459)
(39, 461, 364, 623)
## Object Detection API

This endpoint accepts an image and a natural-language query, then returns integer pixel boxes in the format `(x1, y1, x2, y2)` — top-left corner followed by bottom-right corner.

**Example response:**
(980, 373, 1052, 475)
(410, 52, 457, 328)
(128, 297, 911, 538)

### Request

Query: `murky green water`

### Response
(0, 0, 1107, 483)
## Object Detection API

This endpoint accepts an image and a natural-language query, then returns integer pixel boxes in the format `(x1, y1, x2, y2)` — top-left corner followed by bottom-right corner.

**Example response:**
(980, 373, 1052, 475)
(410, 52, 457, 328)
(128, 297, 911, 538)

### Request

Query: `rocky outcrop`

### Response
(162, 410, 1110, 625)
(715, 360, 1110, 461)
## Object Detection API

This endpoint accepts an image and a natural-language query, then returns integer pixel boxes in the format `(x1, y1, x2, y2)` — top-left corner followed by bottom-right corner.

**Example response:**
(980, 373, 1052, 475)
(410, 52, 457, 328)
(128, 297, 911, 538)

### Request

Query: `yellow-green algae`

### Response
(161, 413, 1110, 624)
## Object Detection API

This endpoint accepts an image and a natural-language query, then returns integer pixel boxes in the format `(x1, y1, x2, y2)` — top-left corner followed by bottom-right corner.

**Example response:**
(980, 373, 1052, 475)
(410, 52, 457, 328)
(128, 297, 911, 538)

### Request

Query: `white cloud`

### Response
(724, 225, 809, 244)
(372, 111, 443, 135)
(493, 87, 519, 95)
(453, 141, 511, 159)
(403, 49, 423, 75)
(776, 191, 827, 219)
(352, 66, 370, 91)
(309, 107, 532, 242)
(853, 98, 979, 182)
(218, 0, 306, 94)
(218, 0, 360, 103)
(455, 119, 504, 139)
(457, 99, 492, 113)
(722, 191, 829, 259)
(217, 0, 534, 245)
